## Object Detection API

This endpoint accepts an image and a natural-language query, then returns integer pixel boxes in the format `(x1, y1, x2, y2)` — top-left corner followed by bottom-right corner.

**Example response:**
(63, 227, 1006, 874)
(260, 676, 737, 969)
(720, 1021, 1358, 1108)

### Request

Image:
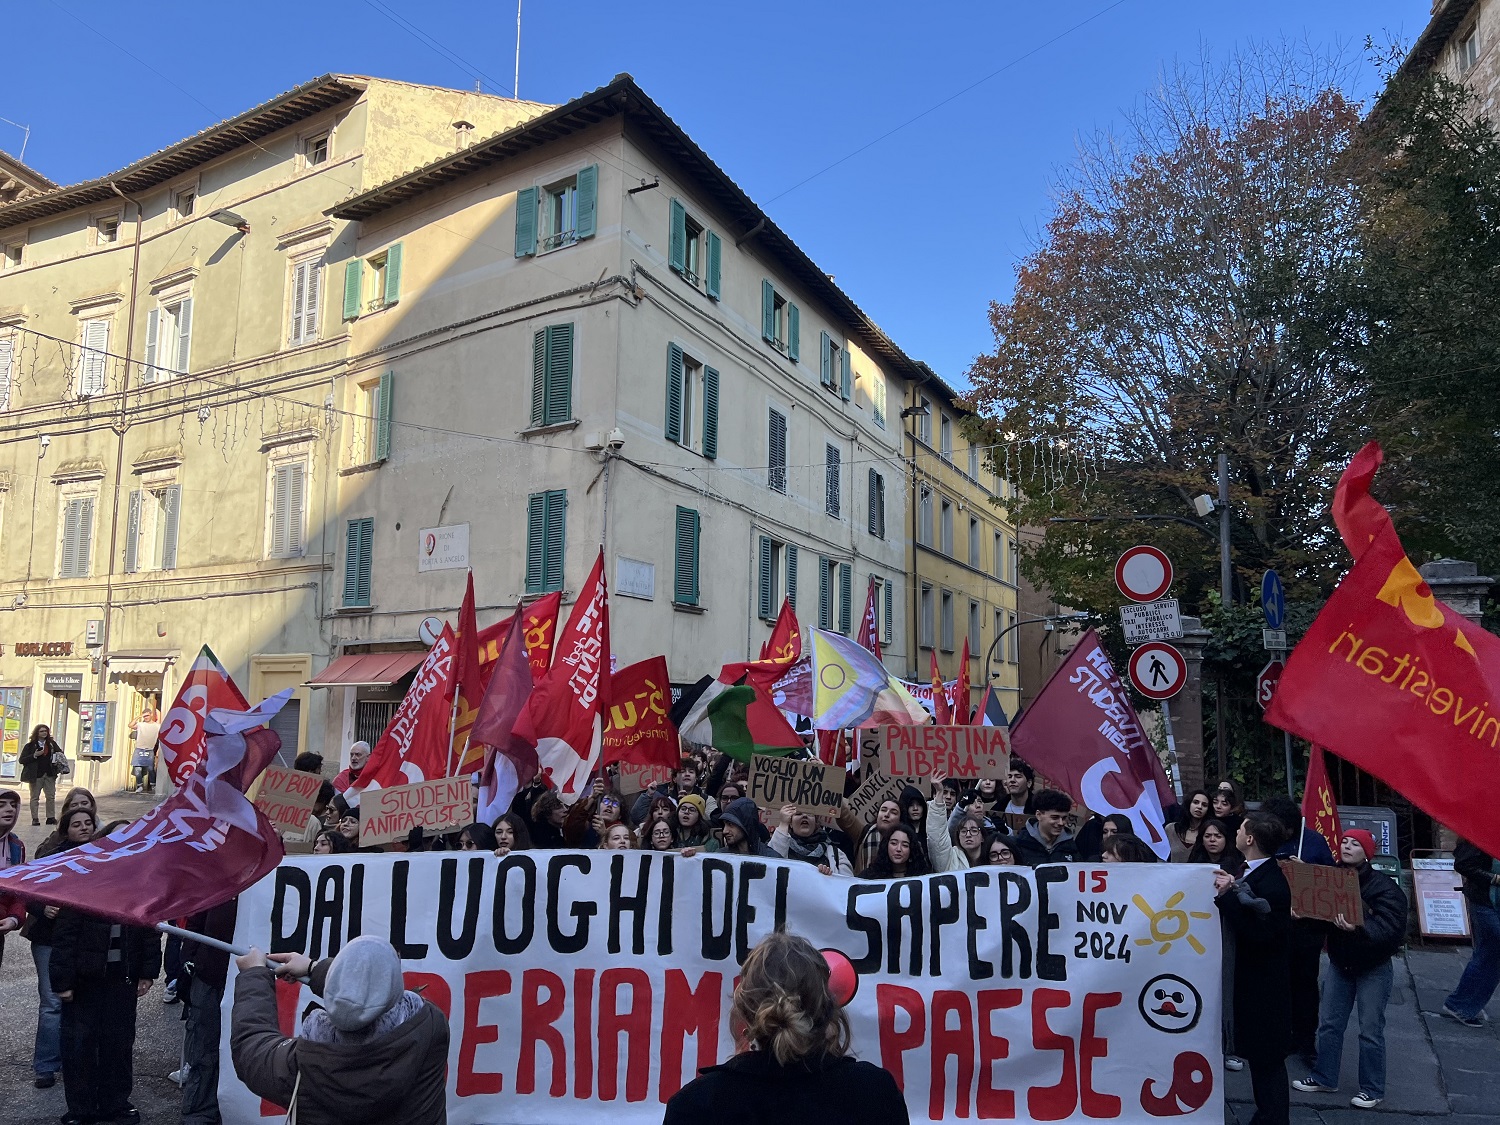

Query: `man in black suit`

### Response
(1215, 811, 1292, 1125)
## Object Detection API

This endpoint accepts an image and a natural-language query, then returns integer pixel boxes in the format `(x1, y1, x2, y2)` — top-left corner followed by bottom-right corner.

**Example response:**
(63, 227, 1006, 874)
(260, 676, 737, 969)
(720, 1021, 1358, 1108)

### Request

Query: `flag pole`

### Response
(1298, 817, 1307, 862)
(445, 689, 462, 779)
(1160, 698, 1184, 799)
(156, 922, 313, 982)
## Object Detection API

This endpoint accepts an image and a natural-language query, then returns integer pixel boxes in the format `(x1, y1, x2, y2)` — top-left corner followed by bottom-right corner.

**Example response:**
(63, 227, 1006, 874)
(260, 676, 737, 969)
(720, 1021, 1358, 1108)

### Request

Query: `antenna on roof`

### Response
(0, 117, 31, 163)
(514, 0, 523, 100)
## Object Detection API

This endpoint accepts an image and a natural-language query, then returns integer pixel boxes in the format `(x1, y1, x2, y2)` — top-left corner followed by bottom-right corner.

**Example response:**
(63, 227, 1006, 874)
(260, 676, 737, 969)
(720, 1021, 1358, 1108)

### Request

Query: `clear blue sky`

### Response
(7, 0, 1419, 383)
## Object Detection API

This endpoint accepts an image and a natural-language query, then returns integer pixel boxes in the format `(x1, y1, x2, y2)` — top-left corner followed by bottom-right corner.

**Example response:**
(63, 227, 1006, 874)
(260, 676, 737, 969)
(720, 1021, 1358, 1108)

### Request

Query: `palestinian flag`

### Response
(675, 679, 802, 762)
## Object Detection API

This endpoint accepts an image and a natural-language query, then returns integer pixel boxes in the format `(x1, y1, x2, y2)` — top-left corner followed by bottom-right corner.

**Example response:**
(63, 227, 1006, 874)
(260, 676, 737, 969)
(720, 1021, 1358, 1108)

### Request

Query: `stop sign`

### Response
(1256, 660, 1285, 710)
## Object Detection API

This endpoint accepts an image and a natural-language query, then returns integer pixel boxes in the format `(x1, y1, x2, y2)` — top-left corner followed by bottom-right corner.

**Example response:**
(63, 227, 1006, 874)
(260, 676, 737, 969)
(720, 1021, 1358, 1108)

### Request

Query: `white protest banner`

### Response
(252, 766, 322, 834)
(359, 777, 471, 845)
(222, 855, 1223, 1124)
(882, 725, 1011, 779)
(748, 754, 844, 816)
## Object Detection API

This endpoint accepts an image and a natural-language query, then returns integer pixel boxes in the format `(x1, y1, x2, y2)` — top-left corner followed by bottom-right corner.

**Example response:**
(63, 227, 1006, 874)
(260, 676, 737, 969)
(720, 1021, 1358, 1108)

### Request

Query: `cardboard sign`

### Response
(748, 755, 844, 816)
(252, 767, 323, 834)
(617, 760, 673, 794)
(228, 857, 1225, 1124)
(360, 777, 472, 845)
(882, 725, 1011, 779)
(843, 770, 924, 828)
(1279, 860, 1364, 926)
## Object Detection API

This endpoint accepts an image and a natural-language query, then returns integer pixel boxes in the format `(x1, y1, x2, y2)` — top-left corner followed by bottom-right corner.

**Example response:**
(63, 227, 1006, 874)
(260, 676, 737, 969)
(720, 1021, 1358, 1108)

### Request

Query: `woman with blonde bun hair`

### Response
(663, 931, 908, 1124)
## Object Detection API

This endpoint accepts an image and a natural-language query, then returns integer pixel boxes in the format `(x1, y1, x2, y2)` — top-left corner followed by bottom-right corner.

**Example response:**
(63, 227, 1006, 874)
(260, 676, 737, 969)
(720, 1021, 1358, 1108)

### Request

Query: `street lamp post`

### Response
(984, 611, 1092, 698)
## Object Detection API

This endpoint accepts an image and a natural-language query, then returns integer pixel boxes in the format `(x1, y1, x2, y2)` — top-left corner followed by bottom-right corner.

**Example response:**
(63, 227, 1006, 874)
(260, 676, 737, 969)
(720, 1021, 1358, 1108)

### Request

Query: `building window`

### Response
(872, 375, 887, 429)
(994, 531, 1005, 580)
(525, 489, 567, 594)
(760, 280, 800, 360)
(940, 499, 954, 556)
(994, 608, 1004, 662)
(919, 486, 933, 546)
(820, 332, 849, 400)
(268, 460, 307, 559)
(674, 506, 701, 607)
(2, 241, 22, 270)
(75, 318, 111, 397)
(758, 536, 791, 619)
(367, 252, 387, 310)
(144, 297, 193, 383)
(1008, 612, 1019, 663)
(1010, 537, 1020, 584)
(920, 583, 935, 648)
(344, 244, 402, 318)
(668, 199, 708, 285)
(768, 409, 788, 493)
(817, 557, 850, 632)
(543, 176, 578, 252)
(917, 395, 932, 444)
(837, 561, 853, 634)
(350, 373, 392, 465)
(867, 469, 886, 538)
(940, 414, 953, 460)
(825, 443, 841, 518)
(288, 257, 322, 346)
(343, 517, 374, 608)
(941, 590, 955, 652)
(968, 517, 981, 568)
(96, 215, 121, 246)
(878, 576, 894, 644)
(57, 494, 96, 578)
(0, 334, 12, 411)
(172, 187, 196, 223)
(514, 165, 597, 257)
(125, 485, 181, 573)
(303, 132, 330, 168)
(969, 444, 980, 480)
(531, 324, 574, 427)
(1459, 23, 1480, 73)
(665, 344, 719, 458)
(968, 600, 981, 654)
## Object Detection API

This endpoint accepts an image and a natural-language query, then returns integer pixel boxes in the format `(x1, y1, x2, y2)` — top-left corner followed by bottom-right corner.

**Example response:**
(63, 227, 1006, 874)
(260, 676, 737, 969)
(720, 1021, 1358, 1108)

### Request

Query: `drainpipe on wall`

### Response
(906, 374, 929, 681)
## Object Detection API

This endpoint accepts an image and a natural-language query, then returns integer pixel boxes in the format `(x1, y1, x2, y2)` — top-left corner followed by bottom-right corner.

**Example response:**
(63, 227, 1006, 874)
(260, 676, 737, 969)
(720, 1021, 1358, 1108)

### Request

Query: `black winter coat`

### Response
(1325, 864, 1406, 976)
(1218, 859, 1291, 1059)
(1454, 840, 1498, 907)
(664, 1051, 909, 1125)
(18, 738, 61, 782)
(49, 909, 162, 992)
(1011, 819, 1080, 867)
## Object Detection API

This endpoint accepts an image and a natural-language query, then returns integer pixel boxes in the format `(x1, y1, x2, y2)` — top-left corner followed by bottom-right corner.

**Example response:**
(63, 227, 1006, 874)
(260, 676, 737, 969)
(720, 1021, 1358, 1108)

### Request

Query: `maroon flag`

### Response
(0, 694, 291, 927)
(857, 577, 882, 660)
(474, 610, 536, 824)
(1010, 629, 1175, 858)
(601, 656, 677, 768)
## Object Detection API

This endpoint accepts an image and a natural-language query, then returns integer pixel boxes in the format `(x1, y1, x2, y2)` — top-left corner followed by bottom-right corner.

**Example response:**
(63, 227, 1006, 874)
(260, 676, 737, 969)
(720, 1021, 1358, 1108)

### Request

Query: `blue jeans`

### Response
(1446, 900, 1500, 1020)
(31, 942, 62, 1077)
(1309, 958, 1393, 1099)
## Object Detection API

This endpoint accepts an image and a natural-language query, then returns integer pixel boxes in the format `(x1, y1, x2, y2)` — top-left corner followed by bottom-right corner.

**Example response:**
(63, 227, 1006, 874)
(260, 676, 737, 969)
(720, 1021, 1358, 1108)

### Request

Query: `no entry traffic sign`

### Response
(1115, 545, 1174, 603)
(1128, 641, 1187, 700)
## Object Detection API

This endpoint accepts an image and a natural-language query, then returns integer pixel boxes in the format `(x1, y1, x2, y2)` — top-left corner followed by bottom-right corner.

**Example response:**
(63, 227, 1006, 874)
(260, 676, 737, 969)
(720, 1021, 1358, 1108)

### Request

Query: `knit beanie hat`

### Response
(678, 793, 707, 819)
(1342, 829, 1377, 863)
(322, 936, 404, 1031)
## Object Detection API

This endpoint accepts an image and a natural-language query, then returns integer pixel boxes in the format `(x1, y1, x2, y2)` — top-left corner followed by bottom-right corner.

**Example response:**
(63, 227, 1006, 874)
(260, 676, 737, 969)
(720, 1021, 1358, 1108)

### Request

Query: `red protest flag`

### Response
(513, 549, 610, 799)
(602, 656, 677, 767)
(1302, 745, 1343, 858)
(1010, 629, 1175, 857)
(158, 645, 251, 787)
(1267, 443, 1500, 858)
(475, 590, 564, 685)
(764, 598, 803, 669)
(351, 625, 458, 799)
(857, 577, 882, 660)
(930, 650, 953, 725)
(0, 694, 291, 926)
(955, 638, 973, 724)
(450, 572, 487, 774)
(473, 610, 536, 824)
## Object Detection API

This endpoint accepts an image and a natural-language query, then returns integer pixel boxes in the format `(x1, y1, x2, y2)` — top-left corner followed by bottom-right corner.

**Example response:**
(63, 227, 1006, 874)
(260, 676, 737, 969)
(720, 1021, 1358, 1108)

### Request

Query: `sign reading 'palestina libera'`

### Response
(223, 855, 1224, 1124)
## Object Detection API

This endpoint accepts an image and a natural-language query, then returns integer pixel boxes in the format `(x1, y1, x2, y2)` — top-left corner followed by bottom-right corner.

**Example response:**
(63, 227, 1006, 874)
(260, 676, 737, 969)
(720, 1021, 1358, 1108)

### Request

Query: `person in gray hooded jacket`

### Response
(230, 935, 448, 1125)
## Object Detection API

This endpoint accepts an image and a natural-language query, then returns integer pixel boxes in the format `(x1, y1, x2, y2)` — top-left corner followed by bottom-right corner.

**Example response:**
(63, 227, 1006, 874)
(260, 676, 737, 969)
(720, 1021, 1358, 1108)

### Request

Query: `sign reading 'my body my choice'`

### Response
(225, 855, 1224, 1124)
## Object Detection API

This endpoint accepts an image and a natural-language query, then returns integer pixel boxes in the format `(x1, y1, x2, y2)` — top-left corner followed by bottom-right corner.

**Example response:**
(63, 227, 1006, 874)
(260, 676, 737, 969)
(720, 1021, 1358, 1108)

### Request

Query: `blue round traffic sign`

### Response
(1261, 571, 1286, 630)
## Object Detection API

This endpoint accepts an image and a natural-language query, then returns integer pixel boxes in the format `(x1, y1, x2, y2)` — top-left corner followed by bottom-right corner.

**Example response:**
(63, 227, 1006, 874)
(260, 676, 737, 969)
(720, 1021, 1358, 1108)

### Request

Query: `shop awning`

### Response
(106, 652, 178, 676)
(305, 651, 426, 688)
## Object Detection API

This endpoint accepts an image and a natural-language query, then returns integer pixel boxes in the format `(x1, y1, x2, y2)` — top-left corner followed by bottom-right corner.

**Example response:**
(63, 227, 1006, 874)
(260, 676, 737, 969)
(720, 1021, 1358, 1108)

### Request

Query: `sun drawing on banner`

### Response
(1131, 892, 1212, 956)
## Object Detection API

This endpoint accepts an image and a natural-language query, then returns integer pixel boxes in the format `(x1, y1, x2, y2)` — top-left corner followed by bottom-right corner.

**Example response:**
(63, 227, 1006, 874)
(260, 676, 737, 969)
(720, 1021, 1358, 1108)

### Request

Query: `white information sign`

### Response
(1119, 599, 1183, 645)
(418, 523, 470, 573)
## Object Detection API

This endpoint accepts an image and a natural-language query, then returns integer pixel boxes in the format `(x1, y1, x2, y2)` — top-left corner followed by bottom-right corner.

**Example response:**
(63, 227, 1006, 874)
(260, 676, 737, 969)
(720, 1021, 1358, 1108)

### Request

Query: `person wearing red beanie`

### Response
(1292, 831, 1407, 1110)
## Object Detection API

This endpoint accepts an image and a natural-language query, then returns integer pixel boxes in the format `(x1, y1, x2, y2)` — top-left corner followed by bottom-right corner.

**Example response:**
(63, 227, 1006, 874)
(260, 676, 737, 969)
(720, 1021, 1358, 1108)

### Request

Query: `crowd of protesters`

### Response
(2, 738, 1497, 1125)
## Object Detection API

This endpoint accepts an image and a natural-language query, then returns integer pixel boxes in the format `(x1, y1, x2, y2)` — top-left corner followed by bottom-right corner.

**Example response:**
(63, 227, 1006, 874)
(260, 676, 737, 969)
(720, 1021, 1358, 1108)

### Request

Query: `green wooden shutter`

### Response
(838, 563, 852, 634)
(576, 165, 598, 239)
(531, 330, 546, 425)
(669, 199, 687, 274)
(674, 506, 700, 605)
(342, 260, 363, 320)
(546, 324, 573, 423)
(768, 409, 787, 492)
(375, 371, 393, 461)
(543, 490, 567, 592)
(702, 365, 719, 460)
(868, 469, 879, 536)
(124, 490, 141, 572)
(383, 243, 402, 306)
(344, 517, 373, 607)
(526, 493, 546, 592)
(515, 186, 538, 257)
(705, 231, 721, 299)
(162, 485, 181, 570)
(820, 331, 832, 388)
(785, 545, 798, 609)
(665, 343, 684, 443)
(840, 345, 851, 401)
(818, 557, 832, 630)
(143, 308, 160, 384)
(757, 535, 773, 620)
(787, 303, 800, 361)
(761, 280, 775, 342)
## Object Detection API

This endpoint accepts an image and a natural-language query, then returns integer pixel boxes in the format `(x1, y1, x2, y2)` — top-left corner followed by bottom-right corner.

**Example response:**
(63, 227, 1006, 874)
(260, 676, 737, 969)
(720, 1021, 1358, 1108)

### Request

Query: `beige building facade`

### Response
(0, 76, 546, 790)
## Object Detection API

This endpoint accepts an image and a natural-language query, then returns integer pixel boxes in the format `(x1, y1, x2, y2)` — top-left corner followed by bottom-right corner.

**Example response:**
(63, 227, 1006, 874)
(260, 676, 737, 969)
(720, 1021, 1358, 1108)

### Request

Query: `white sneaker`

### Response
(1292, 1078, 1336, 1093)
(168, 1067, 187, 1087)
(1351, 1093, 1382, 1109)
(1224, 1056, 1245, 1072)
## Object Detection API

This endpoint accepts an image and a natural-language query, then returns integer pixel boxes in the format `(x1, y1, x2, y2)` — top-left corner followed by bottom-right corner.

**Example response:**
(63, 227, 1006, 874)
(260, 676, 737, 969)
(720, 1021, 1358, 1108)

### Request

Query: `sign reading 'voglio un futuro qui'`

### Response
(222, 856, 1225, 1124)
